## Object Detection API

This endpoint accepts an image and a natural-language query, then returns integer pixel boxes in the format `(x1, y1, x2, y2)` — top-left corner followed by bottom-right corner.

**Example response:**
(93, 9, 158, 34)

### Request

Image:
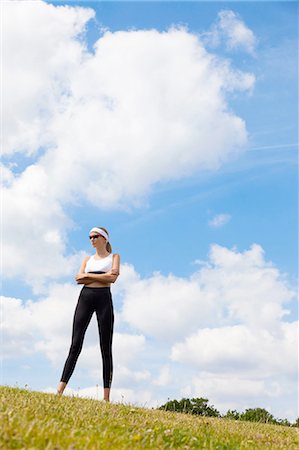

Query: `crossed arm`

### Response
(75, 254, 120, 285)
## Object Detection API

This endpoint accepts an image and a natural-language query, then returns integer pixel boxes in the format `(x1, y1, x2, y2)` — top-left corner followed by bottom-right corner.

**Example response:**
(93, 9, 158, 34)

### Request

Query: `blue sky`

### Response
(2, 1, 298, 420)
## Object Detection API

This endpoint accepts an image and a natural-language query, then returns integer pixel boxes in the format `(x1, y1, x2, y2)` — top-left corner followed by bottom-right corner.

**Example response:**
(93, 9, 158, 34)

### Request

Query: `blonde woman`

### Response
(57, 227, 120, 402)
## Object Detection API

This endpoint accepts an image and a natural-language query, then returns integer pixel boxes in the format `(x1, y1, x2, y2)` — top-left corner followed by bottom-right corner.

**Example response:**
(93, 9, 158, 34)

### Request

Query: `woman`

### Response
(57, 226, 120, 402)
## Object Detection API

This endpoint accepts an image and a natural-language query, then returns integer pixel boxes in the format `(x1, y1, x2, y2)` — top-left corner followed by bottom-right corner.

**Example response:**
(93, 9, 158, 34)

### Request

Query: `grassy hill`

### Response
(1, 386, 298, 449)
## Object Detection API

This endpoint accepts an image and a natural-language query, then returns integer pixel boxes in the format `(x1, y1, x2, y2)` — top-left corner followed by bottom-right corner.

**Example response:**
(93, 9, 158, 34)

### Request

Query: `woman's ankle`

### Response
(57, 381, 67, 394)
(103, 387, 110, 402)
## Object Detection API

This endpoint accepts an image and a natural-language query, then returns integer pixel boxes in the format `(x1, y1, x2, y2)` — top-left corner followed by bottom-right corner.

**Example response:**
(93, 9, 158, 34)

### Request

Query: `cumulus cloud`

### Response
(2, 1, 255, 289)
(1, 284, 82, 359)
(2, 168, 84, 293)
(202, 10, 257, 56)
(120, 271, 219, 341)
(171, 322, 297, 377)
(121, 243, 294, 338)
(218, 10, 257, 54)
(118, 243, 297, 417)
(153, 365, 172, 386)
(179, 374, 298, 420)
(208, 213, 231, 228)
(3, 0, 95, 155)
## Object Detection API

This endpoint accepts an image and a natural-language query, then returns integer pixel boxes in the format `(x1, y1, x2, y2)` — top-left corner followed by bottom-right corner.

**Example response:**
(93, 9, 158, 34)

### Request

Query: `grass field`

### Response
(1, 386, 298, 449)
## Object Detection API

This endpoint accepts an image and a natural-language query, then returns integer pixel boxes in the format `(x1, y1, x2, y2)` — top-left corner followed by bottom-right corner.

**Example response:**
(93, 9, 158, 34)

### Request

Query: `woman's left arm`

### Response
(111, 253, 120, 277)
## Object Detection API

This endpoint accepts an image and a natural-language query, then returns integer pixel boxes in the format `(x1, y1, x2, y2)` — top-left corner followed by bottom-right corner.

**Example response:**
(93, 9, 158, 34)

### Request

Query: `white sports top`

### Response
(85, 254, 113, 273)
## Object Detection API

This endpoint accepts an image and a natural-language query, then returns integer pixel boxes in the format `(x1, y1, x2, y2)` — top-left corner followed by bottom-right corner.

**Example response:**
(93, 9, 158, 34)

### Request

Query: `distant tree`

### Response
(239, 408, 276, 424)
(190, 397, 220, 417)
(224, 409, 241, 420)
(275, 418, 291, 427)
(159, 400, 292, 426)
(162, 399, 181, 412)
(181, 398, 192, 413)
(159, 397, 220, 417)
(159, 398, 191, 413)
(224, 408, 292, 427)
(291, 418, 299, 427)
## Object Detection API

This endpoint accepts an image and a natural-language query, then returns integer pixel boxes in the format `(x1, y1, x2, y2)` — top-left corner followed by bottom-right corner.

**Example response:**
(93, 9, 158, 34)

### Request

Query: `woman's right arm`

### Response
(75, 256, 91, 284)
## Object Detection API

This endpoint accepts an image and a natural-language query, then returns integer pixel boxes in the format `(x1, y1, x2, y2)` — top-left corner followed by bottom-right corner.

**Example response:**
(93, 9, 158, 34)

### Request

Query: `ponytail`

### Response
(98, 227, 112, 254)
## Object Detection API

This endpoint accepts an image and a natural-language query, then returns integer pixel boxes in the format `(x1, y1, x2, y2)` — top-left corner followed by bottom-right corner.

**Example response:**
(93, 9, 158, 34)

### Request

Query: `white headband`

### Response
(89, 227, 109, 241)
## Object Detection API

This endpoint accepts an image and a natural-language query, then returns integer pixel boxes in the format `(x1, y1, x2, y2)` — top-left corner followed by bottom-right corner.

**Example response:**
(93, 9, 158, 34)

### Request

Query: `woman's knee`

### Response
(70, 339, 83, 355)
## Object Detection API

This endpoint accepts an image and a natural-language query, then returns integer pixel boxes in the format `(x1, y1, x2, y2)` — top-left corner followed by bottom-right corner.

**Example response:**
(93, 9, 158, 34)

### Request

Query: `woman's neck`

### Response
(95, 248, 109, 258)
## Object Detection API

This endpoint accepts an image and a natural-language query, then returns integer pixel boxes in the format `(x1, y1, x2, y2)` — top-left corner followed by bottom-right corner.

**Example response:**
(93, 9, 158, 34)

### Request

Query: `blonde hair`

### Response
(98, 226, 112, 254)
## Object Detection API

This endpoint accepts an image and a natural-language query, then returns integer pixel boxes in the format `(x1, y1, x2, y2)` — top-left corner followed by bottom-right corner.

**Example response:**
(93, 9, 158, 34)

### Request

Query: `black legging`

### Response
(60, 285, 114, 388)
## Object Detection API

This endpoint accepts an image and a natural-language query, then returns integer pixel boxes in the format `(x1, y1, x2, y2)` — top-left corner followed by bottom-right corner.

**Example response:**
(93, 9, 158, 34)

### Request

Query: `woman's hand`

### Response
(75, 273, 90, 284)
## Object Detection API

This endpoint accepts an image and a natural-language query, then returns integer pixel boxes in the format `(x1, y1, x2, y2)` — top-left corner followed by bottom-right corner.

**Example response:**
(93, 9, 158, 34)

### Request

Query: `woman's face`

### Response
(89, 233, 106, 248)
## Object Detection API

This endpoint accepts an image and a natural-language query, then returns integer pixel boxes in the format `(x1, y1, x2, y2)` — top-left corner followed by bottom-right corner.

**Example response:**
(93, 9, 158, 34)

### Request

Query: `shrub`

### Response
(291, 418, 299, 427)
(239, 408, 276, 424)
(159, 397, 220, 417)
(224, 409, 241, 420)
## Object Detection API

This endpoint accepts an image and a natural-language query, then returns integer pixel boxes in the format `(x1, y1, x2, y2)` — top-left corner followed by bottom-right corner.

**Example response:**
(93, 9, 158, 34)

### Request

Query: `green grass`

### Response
(1, 386, 298, 449)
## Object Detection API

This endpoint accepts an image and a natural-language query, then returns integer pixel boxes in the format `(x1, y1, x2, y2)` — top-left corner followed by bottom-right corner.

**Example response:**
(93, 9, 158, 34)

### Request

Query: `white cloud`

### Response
(121, 243, 294, 339)
(208, 213, 231, 228)
(202, 10, 257, 56)
(2, 171, 84, 293)
(153, 365, 172, 386)
(2, 1, 255, 289)
(118, 243, 297, 418)
(180, 375, 284, 417)
(12, 25, 253, 205)
(112, 366, 151, 388)
(218, 10, 257, 55)
(180, 374, 298, 421)
(120, 272, 220, 341)
(1, 284, 81, 359)
(3, 0, 95, 156)
(183, 376, 270, 402)
(171, 322, 297, 377)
